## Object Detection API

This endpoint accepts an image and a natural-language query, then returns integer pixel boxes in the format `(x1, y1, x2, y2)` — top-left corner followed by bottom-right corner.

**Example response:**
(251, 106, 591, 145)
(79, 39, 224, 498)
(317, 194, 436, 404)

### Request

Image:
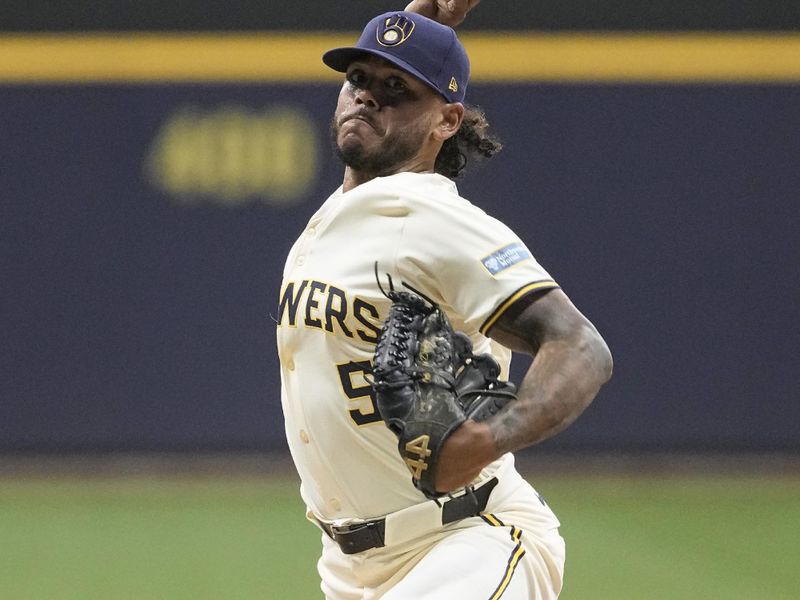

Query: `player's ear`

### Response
(434, 102, 465, 142)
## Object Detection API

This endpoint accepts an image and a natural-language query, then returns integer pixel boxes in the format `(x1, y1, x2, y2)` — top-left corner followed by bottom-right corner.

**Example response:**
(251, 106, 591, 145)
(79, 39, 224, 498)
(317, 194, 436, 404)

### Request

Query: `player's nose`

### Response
(354, 85, 380, 109)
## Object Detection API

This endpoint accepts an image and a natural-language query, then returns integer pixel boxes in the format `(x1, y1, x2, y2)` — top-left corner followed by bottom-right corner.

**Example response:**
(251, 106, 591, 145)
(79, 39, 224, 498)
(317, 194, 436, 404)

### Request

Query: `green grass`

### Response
(1, 473, 798, 599)
(0, 477, 321, 600)
(540, 475, 800, 600)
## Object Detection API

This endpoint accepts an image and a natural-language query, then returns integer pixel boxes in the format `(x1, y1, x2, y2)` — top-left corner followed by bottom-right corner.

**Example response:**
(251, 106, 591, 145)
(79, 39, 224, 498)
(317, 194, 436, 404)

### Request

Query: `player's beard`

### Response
(331, 116, 428, 176)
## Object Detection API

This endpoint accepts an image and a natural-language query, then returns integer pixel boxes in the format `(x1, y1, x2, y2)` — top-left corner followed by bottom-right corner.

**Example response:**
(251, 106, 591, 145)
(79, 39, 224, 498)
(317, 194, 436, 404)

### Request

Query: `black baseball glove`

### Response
(370, 275, 517, 499)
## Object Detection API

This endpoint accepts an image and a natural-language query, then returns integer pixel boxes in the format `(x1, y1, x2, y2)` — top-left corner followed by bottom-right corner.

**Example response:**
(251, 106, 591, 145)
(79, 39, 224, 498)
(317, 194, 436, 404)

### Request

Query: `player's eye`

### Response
(385, 76, 408, 95)
(346, 69, 368, 88)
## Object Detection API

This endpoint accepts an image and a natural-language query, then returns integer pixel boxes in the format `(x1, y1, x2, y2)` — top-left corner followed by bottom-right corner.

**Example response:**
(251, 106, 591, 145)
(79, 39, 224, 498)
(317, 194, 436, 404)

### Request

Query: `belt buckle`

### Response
(331, 520, 369, 535)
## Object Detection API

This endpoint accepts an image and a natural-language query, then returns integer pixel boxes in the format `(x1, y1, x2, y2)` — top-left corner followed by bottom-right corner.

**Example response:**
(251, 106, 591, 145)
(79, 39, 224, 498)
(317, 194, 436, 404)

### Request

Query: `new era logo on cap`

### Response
(322, 11, 470, 104)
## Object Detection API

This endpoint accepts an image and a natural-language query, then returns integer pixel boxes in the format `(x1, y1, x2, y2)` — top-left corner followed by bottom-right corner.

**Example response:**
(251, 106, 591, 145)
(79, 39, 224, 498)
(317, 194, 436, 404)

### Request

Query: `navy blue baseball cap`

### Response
(323, 11, 470, 104)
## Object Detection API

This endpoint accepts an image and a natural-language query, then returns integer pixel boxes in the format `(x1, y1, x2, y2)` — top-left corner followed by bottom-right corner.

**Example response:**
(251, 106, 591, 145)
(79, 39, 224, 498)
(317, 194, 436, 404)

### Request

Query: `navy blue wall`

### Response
(6, 0, 800, 30)
(2, 83, 798, 452)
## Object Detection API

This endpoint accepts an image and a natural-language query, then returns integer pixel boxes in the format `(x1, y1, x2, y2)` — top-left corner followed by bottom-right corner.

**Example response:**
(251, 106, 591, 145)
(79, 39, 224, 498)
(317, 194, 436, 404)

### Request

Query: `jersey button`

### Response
(329, 498, 341, 511)
(297, 255, 305, 266)
(307, 227, 316, 236)
(299, 430, 310, 444)
(286, 359, 295, 371)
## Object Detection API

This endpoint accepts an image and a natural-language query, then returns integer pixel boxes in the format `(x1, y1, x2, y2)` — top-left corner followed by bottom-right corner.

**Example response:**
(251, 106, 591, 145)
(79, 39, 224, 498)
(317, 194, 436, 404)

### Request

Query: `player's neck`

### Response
(342, 161, 435, 192)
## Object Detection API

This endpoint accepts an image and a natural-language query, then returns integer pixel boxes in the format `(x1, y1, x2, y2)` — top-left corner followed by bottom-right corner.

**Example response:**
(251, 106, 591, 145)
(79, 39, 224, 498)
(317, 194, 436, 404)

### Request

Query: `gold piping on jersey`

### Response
(480, 513, 527, 600)
(479, 280, 559, 335)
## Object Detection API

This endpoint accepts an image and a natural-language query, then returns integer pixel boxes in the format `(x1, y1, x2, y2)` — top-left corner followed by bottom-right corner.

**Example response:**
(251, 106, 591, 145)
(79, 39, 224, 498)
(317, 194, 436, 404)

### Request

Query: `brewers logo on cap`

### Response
(377, 14, 415, 47)
(323, 11, 469, 103)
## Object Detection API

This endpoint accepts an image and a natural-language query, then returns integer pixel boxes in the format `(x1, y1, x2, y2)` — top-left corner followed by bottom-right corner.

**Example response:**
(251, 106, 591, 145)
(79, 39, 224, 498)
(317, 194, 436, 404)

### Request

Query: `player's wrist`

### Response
(435, 420, 497, 492)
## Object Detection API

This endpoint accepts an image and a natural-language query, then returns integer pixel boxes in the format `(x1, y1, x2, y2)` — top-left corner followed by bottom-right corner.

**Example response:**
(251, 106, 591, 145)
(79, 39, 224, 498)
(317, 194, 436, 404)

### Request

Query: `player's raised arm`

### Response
(404, 0, 481, 27)
(435, 288, 613, 491)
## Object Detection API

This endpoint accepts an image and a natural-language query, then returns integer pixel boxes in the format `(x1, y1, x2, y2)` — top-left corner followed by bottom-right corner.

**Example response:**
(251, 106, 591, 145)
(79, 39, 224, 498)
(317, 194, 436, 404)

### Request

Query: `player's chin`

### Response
(336, 136, 374, 166)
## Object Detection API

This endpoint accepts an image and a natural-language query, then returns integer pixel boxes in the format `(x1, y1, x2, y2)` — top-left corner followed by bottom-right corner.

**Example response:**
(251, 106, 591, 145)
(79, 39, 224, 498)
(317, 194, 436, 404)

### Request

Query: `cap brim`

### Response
(322, 47, 448, 101)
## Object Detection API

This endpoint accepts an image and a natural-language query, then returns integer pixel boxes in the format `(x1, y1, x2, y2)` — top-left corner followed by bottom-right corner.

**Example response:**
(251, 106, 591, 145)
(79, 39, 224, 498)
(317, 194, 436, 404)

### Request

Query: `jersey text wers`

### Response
(278, 279, 382, 343)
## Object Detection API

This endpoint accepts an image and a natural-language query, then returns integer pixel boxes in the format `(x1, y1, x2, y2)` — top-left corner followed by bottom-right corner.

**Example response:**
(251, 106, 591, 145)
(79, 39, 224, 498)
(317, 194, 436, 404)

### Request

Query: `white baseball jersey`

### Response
(277, 171, 558, 522)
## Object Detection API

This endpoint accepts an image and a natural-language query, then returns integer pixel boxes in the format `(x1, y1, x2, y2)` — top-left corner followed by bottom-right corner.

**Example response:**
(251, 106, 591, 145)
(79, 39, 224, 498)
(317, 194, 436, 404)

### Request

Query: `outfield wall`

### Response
(1, 34, 799, 453)
(5, 0, 800, 30)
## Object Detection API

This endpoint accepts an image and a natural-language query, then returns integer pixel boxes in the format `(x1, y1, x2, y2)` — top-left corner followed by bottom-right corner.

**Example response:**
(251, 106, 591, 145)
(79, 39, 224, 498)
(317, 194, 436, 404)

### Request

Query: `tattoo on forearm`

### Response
(487, 337, 610, 453)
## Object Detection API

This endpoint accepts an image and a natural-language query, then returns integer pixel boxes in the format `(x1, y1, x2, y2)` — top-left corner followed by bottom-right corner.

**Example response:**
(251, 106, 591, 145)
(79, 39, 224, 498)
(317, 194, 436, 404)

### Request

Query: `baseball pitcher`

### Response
(276, 4, 613, 598)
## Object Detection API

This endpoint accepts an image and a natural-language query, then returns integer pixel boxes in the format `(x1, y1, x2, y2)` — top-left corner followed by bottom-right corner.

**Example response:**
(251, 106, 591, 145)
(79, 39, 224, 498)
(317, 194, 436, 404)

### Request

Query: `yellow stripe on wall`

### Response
(467, 32, 800, 82)
(0, 34, 352, 82)
(1, 32, 800, 83)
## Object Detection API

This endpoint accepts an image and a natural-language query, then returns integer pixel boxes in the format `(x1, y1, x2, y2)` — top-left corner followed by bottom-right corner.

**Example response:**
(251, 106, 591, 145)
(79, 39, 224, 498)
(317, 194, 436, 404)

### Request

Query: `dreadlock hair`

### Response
(434, 104, 502, 179)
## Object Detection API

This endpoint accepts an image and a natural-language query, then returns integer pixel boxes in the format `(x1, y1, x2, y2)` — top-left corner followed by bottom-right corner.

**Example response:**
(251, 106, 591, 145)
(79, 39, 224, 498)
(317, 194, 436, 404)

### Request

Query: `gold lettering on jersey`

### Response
(336, 361, 382, 427)
(304, 280, 327, 329)
(277, 280, 308, 326)
(404, 435, 432, 478)
(352, 298, 381, 343)
(277, 279, 381, 343)
(324, 286, 353, 337)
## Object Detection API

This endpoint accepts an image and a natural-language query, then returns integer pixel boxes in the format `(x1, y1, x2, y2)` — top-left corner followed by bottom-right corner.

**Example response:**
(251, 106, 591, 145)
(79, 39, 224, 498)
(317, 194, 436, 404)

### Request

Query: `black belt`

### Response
(318, 477, 499, 555)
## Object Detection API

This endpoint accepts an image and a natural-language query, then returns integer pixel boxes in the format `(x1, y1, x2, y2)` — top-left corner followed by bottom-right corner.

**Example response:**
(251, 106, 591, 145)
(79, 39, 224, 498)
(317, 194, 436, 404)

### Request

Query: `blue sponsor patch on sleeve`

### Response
(481, 242, 532, 275)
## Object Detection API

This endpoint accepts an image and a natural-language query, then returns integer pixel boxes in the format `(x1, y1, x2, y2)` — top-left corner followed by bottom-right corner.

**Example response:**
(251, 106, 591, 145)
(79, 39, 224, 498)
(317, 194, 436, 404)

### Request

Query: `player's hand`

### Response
(404, 0, 481, 28)
(434, 420, 496, 492)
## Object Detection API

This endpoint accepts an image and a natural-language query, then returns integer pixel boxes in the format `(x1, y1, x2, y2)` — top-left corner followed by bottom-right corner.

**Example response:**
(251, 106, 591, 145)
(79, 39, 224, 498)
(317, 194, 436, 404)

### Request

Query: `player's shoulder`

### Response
(344, 172, 508, 233)
(386, 172, 490, 218)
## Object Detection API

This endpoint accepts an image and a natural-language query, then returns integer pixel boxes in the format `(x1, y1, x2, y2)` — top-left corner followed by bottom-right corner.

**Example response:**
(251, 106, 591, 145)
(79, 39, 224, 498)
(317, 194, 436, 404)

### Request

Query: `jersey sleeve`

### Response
(395, 197, 559, 336)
